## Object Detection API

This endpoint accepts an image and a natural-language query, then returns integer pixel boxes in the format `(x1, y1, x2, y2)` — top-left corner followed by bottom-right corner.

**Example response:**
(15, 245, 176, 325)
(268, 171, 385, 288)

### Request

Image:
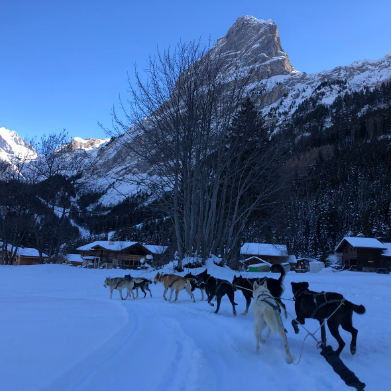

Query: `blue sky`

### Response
(1, 0, 391, 141)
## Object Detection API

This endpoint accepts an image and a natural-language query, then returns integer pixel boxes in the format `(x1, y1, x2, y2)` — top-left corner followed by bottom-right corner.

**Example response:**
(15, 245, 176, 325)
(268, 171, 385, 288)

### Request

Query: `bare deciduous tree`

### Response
(110, 41, 285, 268)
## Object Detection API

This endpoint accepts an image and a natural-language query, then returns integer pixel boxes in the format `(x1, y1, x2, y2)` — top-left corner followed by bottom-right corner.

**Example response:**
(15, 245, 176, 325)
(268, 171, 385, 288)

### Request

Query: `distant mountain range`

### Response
(0, 16, 391, 214)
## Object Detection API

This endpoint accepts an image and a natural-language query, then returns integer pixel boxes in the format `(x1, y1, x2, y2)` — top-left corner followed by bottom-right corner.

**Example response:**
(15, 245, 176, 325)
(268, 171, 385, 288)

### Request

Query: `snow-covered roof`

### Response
(65, 254, 83, 263)
(241, 243, 288, 257)
(143, 245, 168, 254)
(287, 255, 297, 264)
(241, 256, 271, 266)
(335, 237, 387, 252)
(1, 243, 47, 257)
(77, 241, 139, 252)
(17, 248, 47, 257)
(382, 243, 391, 257)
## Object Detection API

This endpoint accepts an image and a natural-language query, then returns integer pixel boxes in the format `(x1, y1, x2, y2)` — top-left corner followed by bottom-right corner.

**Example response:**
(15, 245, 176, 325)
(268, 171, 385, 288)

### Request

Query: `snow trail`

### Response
(0, 265, 389, 390)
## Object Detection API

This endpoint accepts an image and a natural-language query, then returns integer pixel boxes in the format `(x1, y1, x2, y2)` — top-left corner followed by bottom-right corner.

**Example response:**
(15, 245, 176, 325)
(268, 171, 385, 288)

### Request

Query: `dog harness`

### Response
(254, 291, 281, 313)
(168, 276, 183, 288)
(114, 278, 123, 289)
(295, 289, 345, 318)
(215, 278, 233, 292)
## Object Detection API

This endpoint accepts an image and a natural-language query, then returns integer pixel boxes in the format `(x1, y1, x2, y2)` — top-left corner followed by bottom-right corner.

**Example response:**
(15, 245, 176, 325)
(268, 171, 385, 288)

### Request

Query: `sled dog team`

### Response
(104, 264, 366, 363)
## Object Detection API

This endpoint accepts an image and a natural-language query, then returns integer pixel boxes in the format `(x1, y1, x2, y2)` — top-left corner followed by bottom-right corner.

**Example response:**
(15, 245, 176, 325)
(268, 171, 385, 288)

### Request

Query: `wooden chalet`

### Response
(14, 247, 47, 265)
(240, 243, 288, 265)
(76, 241, 167, 269)
(335, 237, 390, 272)
(63, 254, 84, 267)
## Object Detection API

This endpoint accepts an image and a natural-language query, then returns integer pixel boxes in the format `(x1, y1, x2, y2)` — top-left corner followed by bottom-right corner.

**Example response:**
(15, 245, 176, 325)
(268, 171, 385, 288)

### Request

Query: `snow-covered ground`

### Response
(0, 262, 389, 391)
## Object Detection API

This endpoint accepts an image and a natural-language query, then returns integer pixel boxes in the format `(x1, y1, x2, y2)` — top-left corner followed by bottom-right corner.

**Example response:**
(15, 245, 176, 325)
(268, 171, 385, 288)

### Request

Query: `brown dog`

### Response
(154, 272, 195, 303)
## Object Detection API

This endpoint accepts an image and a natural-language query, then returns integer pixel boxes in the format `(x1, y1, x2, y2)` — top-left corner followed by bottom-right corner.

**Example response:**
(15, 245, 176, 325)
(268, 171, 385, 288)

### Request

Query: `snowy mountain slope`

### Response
(2, 16, 391, 207)
(0, 127, 37, 159)
(253, 53, 391, 128)
(76, 16, 390, 205)
(0, 263, 388, 391)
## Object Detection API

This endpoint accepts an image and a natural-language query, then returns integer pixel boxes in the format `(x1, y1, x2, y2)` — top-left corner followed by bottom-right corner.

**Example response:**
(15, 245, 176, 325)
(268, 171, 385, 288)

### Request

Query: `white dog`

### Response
(253, 280, 293, 364)
(104, 277, 135, 300)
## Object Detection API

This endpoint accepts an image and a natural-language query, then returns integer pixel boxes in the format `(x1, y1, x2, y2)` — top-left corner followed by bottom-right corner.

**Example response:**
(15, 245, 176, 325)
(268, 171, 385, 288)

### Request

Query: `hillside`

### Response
(1, 15, 391, 260)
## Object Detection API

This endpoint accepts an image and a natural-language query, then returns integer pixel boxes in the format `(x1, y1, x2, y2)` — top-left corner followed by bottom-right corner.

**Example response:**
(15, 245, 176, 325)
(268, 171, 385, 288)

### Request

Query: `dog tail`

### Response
(345, 301, 366, 315)
(273, 263, 286, 285)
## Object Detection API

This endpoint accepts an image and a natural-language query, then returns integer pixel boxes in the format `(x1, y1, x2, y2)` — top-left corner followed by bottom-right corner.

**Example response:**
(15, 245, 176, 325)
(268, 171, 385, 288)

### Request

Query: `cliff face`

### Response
(213, 15, 295, 79)
(2, 16, 391, 207)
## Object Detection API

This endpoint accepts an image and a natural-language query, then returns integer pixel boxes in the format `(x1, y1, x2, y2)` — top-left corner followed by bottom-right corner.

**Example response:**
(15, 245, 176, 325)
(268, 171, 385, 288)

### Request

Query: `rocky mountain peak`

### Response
(214, 15, 295, 79)
(0, 127, 37, 158)
(69, 137, 110, 152)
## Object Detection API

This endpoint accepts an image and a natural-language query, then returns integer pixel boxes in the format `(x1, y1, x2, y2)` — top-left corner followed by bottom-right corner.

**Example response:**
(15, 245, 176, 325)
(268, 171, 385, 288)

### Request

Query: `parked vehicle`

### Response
(376, 268, 390, 274)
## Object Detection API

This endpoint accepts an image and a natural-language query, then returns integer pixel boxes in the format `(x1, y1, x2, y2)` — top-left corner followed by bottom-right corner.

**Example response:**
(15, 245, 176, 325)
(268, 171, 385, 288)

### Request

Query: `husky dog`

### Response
(291, 281, 366, 355)
(253, 280, 293, 363)
(184, 272, 205, 300)
(154, 272, 195, 303)
(195, 269, 237, 316)
(103, 277, 136, 300)
(233, 263, 287, 316)
(124, 275, 152, 298)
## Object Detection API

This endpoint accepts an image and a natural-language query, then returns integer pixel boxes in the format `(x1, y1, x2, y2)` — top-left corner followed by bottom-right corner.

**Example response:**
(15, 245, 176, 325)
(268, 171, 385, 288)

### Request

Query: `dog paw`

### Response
(350, 345, 357, 355)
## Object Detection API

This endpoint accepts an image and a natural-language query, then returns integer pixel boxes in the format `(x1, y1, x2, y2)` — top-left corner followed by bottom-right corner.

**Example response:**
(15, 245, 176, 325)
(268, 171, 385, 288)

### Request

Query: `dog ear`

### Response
(304, 282, 309, 289)
(262, 280, 268, 288)
(253, 281, 259, 290)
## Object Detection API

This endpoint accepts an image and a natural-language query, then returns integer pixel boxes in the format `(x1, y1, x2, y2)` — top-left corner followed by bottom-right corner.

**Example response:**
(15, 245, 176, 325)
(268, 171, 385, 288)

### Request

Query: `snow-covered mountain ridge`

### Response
(2, 16, 391, 207)
(78, 16, 390, 205)
(0, 127, 38, 160)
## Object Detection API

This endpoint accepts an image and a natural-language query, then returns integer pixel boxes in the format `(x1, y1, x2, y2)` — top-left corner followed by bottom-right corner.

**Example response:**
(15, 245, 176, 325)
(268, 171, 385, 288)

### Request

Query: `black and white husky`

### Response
(233, 263, 287, 316)
(253, 280, 293, 364)
(124, 275, 152, 298)
(103, 277, 136, 300)
(184, 272, 205, 300)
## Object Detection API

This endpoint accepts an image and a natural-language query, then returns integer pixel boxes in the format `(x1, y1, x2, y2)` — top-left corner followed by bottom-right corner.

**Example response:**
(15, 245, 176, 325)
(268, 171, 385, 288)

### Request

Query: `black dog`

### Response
(184, 272, 205, 300)
(124, 275, 152, 298)
(291, 281, 366, 355)
(195, 269, 237, 316)
(232, 263, 287, 316)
